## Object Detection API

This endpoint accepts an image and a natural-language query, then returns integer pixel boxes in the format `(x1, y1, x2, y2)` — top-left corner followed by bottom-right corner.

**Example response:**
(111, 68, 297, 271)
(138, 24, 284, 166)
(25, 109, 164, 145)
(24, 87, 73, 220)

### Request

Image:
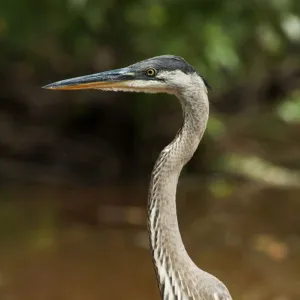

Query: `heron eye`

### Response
(146, 68, 156, 77)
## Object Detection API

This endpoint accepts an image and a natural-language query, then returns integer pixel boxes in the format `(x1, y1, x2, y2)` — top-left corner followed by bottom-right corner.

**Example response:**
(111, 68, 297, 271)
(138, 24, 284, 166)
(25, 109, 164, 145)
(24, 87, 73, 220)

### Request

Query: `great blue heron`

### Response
(43, 55, 233, 300)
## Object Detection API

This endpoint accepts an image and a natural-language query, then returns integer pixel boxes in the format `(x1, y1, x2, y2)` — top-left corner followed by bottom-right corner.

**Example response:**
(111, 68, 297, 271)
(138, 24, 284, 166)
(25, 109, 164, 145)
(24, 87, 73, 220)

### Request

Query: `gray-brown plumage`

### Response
(44, 55, 233, 300)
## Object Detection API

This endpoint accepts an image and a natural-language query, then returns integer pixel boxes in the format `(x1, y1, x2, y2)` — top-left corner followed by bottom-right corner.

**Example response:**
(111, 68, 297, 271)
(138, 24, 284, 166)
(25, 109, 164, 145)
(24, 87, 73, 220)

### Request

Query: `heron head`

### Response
(43, 55, 210, 95)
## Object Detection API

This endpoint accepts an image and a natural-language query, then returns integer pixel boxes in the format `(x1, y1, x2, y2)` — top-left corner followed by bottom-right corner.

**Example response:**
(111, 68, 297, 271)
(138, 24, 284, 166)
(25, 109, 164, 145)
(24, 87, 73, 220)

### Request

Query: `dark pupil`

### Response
(148, 69, 154, 75)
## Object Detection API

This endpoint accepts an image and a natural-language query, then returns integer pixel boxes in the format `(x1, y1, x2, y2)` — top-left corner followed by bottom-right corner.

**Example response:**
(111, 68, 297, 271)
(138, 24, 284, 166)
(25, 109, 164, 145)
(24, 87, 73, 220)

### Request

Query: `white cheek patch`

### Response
(99, 80, 172, 94)
(157, 70, 208, 94)
(126, 80, 171, 94)
(157, 70, 189, 86)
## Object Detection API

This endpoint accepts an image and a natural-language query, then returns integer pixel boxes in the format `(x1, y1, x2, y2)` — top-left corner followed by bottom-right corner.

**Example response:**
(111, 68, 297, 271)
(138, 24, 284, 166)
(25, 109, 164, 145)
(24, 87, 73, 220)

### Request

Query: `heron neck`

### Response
(147, 88, 209, 296)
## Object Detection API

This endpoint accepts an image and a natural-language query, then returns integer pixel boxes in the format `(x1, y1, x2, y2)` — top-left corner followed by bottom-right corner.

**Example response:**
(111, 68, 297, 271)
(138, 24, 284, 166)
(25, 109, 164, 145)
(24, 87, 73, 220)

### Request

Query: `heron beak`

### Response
(42, 68, 135, 90)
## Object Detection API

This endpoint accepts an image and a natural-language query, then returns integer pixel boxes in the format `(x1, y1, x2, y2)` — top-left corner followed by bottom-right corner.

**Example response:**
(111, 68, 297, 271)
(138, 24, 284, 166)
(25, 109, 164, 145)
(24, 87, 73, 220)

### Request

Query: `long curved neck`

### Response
(147, 86, 209, 299)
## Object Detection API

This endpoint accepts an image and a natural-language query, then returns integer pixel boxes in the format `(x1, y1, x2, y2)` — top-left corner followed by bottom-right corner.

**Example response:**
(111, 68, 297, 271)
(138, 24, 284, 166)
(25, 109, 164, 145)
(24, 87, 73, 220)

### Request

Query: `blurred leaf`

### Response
(277, 90, 300, 123)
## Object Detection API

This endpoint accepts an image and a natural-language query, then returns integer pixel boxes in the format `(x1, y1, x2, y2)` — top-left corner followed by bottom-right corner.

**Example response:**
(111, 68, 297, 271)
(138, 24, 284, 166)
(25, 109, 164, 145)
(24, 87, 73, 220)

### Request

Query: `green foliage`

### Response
(1, 0, 300, 85)
(277, 90, 300, 123)
(0, 0, 300, 182)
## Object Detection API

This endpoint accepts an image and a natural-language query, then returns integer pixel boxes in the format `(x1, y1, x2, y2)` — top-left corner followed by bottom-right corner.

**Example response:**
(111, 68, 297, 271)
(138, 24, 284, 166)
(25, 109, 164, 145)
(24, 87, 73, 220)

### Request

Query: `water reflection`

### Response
(0, 181, 299, 300)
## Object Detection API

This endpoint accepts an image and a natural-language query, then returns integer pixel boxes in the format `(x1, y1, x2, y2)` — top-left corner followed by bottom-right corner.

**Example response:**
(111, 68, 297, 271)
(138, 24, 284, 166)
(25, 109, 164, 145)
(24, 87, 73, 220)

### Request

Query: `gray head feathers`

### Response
(129, 55, 211, 90)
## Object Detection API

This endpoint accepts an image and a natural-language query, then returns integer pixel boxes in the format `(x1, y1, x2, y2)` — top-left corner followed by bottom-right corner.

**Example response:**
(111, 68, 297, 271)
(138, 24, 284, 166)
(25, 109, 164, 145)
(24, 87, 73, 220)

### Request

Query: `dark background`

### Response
(1, 0, 300, 299)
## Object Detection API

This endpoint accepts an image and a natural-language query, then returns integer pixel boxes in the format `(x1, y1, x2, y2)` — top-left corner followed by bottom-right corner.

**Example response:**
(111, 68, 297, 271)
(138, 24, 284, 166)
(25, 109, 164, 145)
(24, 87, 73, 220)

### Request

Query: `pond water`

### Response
(0, 181, 299, 300)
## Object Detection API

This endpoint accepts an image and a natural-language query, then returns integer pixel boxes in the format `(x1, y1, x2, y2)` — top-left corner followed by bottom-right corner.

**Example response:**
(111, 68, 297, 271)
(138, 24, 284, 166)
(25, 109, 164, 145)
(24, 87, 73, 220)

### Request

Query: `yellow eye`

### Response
(146, 68, 156, 77)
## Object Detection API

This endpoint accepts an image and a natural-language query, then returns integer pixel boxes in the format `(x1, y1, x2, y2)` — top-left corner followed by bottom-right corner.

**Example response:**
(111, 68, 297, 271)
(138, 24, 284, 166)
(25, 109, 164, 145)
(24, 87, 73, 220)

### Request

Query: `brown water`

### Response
(0, 181, 299, 300)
